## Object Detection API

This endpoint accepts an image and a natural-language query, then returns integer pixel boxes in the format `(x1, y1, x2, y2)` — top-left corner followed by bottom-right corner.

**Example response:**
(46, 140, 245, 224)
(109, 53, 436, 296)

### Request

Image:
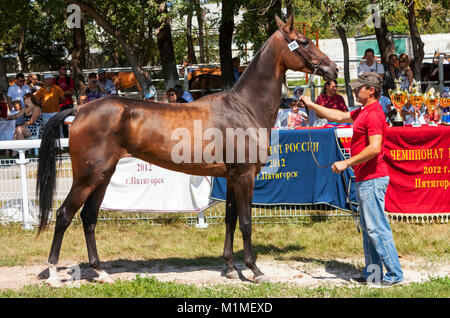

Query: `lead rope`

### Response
(300, 62, 360, 233)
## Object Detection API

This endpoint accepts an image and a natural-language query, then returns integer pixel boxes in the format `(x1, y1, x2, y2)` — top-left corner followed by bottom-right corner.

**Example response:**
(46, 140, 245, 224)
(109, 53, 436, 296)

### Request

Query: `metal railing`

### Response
(0, 131, 355, 229)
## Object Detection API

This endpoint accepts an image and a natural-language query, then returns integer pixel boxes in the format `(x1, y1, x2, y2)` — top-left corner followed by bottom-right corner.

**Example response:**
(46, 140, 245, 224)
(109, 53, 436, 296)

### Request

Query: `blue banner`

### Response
(209, 128, 358, 211)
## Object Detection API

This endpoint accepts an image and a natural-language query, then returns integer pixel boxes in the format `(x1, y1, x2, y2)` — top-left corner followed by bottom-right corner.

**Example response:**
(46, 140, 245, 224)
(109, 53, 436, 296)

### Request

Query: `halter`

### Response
(279, 28, 360, 233)
(278, 29, 325, 75)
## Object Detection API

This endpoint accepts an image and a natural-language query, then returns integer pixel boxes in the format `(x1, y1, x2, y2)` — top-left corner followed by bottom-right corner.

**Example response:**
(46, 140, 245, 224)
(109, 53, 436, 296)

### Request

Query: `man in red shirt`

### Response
(300, 72, 403, 286)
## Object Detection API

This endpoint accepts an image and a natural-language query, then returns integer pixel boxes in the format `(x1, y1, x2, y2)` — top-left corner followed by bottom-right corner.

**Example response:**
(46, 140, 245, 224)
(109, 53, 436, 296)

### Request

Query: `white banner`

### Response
(100, 157, 213, 212)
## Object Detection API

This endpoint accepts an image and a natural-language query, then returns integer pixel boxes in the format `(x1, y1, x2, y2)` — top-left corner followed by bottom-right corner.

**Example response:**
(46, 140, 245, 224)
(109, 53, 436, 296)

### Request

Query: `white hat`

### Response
(43, 73, 54, 79)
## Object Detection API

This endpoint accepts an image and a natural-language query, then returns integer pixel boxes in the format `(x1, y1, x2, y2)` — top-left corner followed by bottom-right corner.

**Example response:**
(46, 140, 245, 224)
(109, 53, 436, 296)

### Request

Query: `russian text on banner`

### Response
(210, 128, 358, 211)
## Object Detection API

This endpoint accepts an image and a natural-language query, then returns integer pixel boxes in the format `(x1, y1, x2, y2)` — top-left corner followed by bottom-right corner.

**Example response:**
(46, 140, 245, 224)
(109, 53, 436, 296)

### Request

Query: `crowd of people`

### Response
(276, 48, 447, 130)
(0, 64, 200, 148)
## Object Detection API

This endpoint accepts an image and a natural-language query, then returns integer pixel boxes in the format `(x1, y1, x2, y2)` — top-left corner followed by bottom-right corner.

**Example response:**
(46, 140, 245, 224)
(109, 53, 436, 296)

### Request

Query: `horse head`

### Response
(275, 14, 338, 82)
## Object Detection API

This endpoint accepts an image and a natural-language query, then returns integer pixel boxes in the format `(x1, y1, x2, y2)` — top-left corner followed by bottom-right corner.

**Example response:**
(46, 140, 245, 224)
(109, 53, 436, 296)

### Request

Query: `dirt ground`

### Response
(0, 257, 448, 291)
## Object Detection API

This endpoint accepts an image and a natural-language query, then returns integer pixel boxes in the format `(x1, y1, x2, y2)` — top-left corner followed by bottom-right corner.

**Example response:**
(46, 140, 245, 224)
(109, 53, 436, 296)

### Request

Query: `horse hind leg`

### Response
(46, 183, 97, 288)
(80, 169, 116, 284)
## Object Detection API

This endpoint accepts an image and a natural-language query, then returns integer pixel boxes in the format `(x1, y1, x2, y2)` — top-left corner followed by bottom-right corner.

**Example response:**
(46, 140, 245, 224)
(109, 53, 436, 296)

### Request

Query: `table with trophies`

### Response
(380, 80, 450, 219)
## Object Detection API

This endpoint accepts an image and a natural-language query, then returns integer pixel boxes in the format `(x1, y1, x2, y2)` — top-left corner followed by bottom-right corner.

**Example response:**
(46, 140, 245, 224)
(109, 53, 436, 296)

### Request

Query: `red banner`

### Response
(384, 126, 450, 215)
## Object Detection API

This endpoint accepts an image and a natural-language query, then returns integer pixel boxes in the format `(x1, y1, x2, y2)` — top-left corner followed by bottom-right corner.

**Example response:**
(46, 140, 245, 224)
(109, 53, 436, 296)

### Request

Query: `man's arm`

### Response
(332, 134, 383, 173)
(300, 96, 353, 123)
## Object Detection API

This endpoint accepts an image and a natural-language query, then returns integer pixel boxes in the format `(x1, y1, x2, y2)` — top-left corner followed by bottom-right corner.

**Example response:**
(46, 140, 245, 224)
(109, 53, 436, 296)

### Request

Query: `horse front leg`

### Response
(223, 181, 239, 279)
(230, 167, 269, 283)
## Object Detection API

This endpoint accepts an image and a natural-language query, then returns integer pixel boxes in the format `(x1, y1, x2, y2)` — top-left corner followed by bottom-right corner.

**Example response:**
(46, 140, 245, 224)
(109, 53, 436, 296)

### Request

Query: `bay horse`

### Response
(37, 14, 337, 287)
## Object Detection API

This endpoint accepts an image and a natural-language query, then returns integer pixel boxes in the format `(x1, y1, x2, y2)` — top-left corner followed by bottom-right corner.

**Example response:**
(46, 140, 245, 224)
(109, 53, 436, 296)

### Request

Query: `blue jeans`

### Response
(356, 176, 404, 284)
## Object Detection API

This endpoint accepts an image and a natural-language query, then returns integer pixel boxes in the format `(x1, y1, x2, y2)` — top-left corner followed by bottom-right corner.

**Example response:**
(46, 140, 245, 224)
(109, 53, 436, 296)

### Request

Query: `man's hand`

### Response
(299, 95, 312, 108)
(331, 160, 349, 174)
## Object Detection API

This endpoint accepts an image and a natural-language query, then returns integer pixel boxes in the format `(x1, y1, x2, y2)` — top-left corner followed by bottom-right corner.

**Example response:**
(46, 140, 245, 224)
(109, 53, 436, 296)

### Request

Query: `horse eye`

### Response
(299, 39, 308, 46)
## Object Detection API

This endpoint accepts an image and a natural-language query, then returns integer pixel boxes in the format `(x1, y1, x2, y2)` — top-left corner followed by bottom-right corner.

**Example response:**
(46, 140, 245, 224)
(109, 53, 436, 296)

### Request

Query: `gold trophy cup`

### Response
(424, 88, 439, 126)
(408, 80, 424, 127)
(389, 79, 408, 126)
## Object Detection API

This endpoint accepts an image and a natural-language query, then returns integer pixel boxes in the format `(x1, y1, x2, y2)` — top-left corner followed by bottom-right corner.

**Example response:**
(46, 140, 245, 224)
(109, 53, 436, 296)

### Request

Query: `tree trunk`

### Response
(193, 0, 206, 63)
(156, 3, 180, 89)
(68, 0, 151, 94)
(266, 0, 282, 36)
(70, 13, 87, 97)
(0, 57, 8, 95)
(371, 0, 395, 65)
(186, 10, 198, 64)
(219, 0, 235, 90)
(336, 26, 354, 108)
(17, 22, 29, 73)
(407, 0, 425, 80)
(284, 0, 293, 18)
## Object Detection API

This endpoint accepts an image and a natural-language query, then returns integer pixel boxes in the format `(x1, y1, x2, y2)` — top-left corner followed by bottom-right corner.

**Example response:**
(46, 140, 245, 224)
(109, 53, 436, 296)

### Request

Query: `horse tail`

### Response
(37, 108, 76, 235)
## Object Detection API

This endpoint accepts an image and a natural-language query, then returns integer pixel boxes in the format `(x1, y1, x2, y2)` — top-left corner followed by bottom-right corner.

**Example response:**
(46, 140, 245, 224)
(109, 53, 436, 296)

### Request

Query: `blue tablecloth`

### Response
(209, 128, 358, 211)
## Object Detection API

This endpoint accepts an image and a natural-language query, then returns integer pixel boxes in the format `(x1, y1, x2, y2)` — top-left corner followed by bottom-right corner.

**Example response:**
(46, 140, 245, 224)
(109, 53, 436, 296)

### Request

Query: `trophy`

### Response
(408, 80, 424, 127)
(389, 79, 408, 126)
(439, 96, 450, 125)
(424, 88, 439, 126)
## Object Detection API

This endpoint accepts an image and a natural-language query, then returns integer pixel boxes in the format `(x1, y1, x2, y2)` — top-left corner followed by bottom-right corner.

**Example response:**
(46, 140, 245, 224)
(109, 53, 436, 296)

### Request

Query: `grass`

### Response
(0, 275, 448, 298)
(0, 220, 448, 297)
(0, 220, 448, 267)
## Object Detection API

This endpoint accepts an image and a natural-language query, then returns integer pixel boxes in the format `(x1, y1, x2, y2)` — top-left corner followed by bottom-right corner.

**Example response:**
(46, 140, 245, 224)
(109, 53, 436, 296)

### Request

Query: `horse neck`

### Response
(229, 35, 286, 128)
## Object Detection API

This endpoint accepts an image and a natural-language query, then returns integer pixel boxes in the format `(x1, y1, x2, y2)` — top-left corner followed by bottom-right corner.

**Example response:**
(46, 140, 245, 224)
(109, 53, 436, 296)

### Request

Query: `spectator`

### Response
(98, 69, 117, 96)
(232, 57, 241, 83)
(0, 93, 7, 119)
(316, 80, 348, 112)
(54, 64, 76, 138)
(397, 54, 414, 92)
(300, 72, 403, 286)
(287, 99, 308, 128)
(7, 73, 31, 110)
(28, 73, 43, 93)
(162, 87, 186, 103)
(78, 94, 88, 105)
(8, 100, 25, 126)
(8, 93, 43, 140)
(382, 54, 399, 96)
(378, 94, 394, 124)
(54, 64, 76, 109)
(274, 98, 292, 128)
(292, 86, 304, 100)
(34, 74, 65, 125)
(358, 48, 384, 79)
(80, 73, 106, 101)
(175, 84, 193, 103)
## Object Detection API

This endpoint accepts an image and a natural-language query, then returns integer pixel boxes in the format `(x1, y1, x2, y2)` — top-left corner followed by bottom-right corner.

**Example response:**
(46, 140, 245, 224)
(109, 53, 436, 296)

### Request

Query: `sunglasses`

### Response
(168, 93, 176, 97)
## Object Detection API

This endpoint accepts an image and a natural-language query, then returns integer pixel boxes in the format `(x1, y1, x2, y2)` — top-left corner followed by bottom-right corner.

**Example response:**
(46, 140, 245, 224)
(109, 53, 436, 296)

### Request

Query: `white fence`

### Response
(0, 130, 355, 229)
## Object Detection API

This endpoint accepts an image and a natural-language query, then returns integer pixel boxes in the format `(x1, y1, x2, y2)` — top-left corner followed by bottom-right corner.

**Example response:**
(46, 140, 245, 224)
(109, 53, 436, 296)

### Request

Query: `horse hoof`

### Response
(226, 270, 239, 280)
(46, 278, 63, 288)
(253, 275, 270, 283)
(96, 275, 114, 284)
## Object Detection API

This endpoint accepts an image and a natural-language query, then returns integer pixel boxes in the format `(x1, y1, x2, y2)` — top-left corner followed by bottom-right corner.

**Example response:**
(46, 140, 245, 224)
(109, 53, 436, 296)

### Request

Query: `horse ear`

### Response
(285, 14, 294, 32)
(275, 14, 285, 29)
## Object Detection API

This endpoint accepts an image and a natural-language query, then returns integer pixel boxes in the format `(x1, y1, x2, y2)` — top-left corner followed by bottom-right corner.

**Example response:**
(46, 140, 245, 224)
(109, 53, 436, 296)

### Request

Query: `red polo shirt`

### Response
(350, 101, 389, 182)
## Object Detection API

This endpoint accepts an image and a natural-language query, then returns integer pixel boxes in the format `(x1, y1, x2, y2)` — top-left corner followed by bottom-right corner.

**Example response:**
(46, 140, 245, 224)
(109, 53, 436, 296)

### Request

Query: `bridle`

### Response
(279, 28, 360, 233)
(278, 28, 325, 76)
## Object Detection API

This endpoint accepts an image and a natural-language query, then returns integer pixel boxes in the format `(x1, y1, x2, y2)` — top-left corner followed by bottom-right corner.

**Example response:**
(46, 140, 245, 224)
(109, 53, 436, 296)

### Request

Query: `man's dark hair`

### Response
(57, 64, 67, 70)
(174, 84, 182, 91)
(88, 72, 97, 79)
(364, 48, 375, 55)
(16, 73, 25, 79)
(321, 79, 338, 95)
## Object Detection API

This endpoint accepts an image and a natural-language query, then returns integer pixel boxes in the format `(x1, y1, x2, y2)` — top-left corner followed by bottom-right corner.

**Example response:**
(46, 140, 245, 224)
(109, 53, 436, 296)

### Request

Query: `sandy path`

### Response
(0, 258, 448, 291)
